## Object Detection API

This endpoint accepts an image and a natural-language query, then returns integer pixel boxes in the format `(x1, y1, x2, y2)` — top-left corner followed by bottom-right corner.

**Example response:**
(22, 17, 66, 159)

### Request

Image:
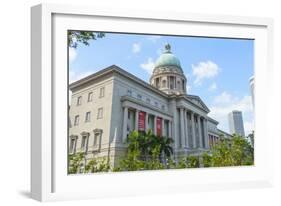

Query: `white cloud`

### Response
(208, 82, 217, 91)
(213, 91, 233, 105)
(140, 57, 155, 74)
(192, 61, 220, 85)
(209, 92, 254, 135)
(132, 43, 141, 53)
(69, 47, 77, 63)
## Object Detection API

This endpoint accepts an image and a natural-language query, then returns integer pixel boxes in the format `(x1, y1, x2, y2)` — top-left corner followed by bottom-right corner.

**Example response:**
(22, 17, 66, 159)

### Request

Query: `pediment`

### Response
(185, 95, 210, 112)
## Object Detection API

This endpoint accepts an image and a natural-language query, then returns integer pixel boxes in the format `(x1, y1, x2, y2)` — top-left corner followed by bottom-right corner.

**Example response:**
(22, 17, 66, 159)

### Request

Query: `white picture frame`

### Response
(31, 3, 274, 202)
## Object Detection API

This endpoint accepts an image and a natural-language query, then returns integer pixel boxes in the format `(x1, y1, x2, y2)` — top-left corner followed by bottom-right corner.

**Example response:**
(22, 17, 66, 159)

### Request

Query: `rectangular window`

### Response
(88, 92, 93, 102)
(77, 96, 82, 105)
(81, 136, 88, 149)
(97, 108, 103, 119)
(99, 87, 105, 98)
(74, 115, 79, 126)
(85, 111, 91, 122)
(94, 133, 99, 146)
(70, 138, 76, 153)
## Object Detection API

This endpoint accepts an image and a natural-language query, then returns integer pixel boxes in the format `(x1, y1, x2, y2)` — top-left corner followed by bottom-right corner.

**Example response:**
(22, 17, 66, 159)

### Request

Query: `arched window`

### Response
(170, 76, 174, 89)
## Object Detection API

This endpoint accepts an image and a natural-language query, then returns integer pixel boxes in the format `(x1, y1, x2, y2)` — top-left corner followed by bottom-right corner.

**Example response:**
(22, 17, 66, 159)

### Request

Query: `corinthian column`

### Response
(198, 116, 203, 148)
(180, 108, 185, 148)
(191, 112, 196, 148)
(145, 112, 149, 132)
(135, 109, 139, 131)
(204, 118, 209, 149)
(154, 116, 157, 135)
(184, 111, 189, 148)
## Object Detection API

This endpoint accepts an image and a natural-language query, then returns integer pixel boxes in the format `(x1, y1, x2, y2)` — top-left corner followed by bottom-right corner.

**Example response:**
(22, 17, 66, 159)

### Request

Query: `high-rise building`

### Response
(228, 110, 245, 137)
(249, 76, 254, 108)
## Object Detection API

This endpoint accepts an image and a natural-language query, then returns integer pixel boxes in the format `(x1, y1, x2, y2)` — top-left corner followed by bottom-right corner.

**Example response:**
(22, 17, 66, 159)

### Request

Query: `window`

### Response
(155, 78, 160, 88)
(93, 129, 103, 151)
(77, 96, 82, 105)
(69, 137, 77, 153)
(99, 87, 105, 98)
(94, 133, 99, 146)
(161, 105, 165, 111)
(74, 115, 79, 126)
(88, 92, 93, 102)
(127, 89, 132, 96)
(97, 108, 103, 119)
(81, 136, 88, 149)
(170, 76, 174, 89)
(85, 111, 91, 122)
(137, 94, 142, 100)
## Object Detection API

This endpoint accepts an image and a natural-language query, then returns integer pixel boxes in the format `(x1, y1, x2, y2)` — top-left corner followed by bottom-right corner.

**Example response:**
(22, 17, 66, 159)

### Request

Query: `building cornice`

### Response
(69, 65, 169, 98)
(207, 116, 219, 125)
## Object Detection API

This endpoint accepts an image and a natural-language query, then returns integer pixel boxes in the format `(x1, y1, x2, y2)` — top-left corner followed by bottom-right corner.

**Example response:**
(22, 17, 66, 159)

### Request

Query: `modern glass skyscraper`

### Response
(228, 110, 245, 137)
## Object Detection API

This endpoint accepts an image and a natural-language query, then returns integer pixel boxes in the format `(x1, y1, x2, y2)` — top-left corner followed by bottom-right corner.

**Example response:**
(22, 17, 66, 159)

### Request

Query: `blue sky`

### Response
(69, 32, 254, 135)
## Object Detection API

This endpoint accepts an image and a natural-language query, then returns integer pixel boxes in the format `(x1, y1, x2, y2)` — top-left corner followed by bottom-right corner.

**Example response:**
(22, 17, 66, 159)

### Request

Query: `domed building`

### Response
(150, 44, 187, 95)
(68, 44, 232, 171)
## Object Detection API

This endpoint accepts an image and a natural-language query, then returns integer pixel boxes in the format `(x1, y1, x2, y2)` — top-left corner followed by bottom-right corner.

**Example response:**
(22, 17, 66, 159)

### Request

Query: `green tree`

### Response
(202, 152, 212, 167)
(68, 31, 105, 48)
(85, 157, 110, 173)
(205, 134, 254, 167)
(178, 155, 200, 169)
(119, 130, 145, 171)
(211, 138, 233, 167)
(144, 145, 164, 170)
(231, 134, 254, 165)
(68, 152, 85, 174)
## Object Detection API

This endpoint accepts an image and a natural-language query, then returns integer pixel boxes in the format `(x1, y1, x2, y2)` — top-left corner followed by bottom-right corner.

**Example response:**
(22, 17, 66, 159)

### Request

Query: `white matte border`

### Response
(31, 3, 274, 201)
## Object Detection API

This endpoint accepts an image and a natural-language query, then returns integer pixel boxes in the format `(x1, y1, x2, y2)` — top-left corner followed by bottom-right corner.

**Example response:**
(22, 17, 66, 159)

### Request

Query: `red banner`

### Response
(156, 117, 162, 136)
(138, 111, 146, 131)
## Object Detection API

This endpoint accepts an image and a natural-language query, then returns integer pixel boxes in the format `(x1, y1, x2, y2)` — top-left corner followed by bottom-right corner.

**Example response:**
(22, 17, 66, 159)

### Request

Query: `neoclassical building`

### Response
(68, 44, 231, 168)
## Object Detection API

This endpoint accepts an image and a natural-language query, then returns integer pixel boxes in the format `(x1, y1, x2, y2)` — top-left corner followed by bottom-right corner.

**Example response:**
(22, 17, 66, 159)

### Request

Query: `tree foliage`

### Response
(68, 31, 105, 48)
(68, 152, 85, 174)
(204, 134, 254, 167)
(69, 132, 254, 173)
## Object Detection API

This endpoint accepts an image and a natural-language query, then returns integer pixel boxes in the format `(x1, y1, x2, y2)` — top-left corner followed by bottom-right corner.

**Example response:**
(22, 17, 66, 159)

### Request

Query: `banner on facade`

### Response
(138, 111, 146, 131)
(156, 117, 162, 136)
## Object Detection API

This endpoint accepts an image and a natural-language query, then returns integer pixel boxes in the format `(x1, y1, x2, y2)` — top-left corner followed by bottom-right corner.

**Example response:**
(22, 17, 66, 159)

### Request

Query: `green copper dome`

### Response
(154, 44, 182, 69)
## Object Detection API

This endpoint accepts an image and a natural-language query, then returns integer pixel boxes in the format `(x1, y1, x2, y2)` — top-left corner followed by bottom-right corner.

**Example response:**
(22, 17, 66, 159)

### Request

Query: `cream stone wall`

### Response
(69, 74, 115, 166)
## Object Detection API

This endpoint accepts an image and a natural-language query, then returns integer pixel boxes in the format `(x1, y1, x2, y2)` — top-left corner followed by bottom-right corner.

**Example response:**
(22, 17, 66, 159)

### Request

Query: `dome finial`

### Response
(164, 43, 171, 53)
